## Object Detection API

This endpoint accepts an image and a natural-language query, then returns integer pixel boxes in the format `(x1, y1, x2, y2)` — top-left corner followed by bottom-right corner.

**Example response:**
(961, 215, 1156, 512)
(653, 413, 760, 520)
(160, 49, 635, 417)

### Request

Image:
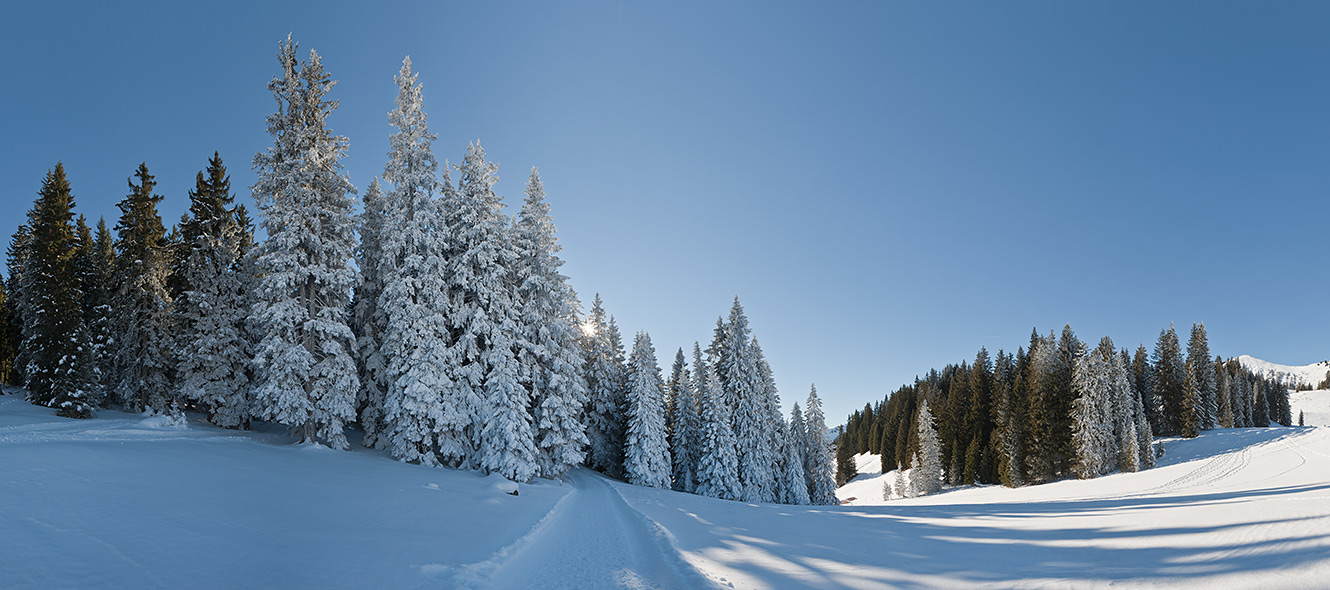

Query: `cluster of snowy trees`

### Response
(579, 296, 838, 504)
(840, 323, 1293, 496)
(0, 38, 839, 501)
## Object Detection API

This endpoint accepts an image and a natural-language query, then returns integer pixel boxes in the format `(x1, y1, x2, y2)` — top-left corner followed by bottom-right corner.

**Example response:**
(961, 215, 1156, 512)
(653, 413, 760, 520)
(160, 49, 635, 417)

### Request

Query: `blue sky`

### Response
(3, 2, 1328, 422)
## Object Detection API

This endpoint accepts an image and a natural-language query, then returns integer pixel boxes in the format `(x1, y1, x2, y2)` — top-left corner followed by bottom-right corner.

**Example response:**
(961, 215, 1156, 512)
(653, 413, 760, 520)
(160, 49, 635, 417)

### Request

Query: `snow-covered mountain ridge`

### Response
(1237, 355, 1330, 389)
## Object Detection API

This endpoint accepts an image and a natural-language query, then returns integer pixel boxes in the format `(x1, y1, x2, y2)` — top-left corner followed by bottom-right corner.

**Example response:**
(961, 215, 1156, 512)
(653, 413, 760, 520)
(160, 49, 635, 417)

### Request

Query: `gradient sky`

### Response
(3, 2, 1328, 423)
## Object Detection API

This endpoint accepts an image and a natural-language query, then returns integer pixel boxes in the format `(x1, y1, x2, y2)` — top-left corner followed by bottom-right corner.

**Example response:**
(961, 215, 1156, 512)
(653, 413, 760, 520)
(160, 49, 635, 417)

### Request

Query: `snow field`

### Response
(626, 426, 1330, 589)
(7, 393, 1330, 589)
(0, 399, 569, 589)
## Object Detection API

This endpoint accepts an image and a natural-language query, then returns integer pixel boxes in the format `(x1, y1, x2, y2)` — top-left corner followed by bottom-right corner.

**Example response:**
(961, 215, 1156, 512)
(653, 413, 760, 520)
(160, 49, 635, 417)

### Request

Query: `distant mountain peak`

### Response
(1237, 355, 1330, 389)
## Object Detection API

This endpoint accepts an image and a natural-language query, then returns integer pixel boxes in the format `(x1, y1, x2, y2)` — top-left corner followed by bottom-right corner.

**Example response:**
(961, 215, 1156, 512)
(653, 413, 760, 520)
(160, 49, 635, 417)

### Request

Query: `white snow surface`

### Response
(1237, 354, 1330, 389)
(5, 391, 1330, 589)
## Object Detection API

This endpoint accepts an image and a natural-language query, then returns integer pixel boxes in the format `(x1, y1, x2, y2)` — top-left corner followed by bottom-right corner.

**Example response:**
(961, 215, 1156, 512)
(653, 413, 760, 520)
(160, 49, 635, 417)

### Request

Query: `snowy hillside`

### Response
(6, 394, 1330, 589)
(1290, 388, 1330, 427)
(1237, 355, 1330, 389)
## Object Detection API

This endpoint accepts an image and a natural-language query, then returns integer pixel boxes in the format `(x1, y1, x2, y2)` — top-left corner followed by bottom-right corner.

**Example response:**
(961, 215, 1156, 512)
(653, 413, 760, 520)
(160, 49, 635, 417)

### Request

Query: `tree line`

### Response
(836, 323, 1293, 494)
(0, 37, 838, 503)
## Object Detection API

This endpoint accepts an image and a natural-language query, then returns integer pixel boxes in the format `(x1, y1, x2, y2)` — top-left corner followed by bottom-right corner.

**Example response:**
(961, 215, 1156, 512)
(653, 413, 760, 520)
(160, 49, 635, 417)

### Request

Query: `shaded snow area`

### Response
(1291, 388, 1330, 427)
(1237, 355, 1330, 389)
(6, 394, 1330, 589)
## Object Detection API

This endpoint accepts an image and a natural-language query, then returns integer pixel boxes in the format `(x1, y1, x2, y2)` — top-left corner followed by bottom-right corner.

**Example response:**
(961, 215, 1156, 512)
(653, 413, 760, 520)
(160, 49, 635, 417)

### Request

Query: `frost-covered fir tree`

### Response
(111, 163, 176, 416)
(624, 332, 671, 488)
(175, 154, 252, 428)
(695, 362, 741, 500)
(352, 179, 390, 448)
(910, 399, 943, 497)
(582, 294, 626, 476)
(20, 164, 96, 417)
(1187, 323, 1218, 430)
(1071, 344, 1114, 478)
(719, 298, 777, 502)
(781, 404, 811, 505)
(753, 338, 787, 494)
(250, 37, 360, 448)
(375, 57, 454, 466)
(514, 168, 589, 478)
(445, 142, 537, 480)
(670, 344, 705, 492)
(803, 384, 838, 505)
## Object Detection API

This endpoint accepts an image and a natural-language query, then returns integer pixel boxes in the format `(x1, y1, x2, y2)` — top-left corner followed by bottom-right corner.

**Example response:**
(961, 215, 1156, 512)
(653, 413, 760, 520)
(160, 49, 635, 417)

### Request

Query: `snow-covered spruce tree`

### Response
(1187, 323, 1217, 430)
(1071, 344, 1113, 478)
(803, 384, 839, 505)
(719, 298, 777, 502)
(374, 57, 454, 466)
(1152, 325, 1186, 436)
(0, 280, 10, 386)
(753, 337, 787, 495)
(909, 399, 943, 497)
(582, 294, 626, 476)
(445, 142, 537, 480)
(514, 167, 589, 478)
(352, 179, 390, 448)
(624, 331, 671, 488)
(670, 344, 705, 492)
(111, 163, 176, 416)
(175, 154, 252, 428)
(250, 37, 360, 448)
(995, 350, 1025, 487)
(695, 363, 741, 500)
(781, 406, 811, 505)
(20, 164, 96, 417)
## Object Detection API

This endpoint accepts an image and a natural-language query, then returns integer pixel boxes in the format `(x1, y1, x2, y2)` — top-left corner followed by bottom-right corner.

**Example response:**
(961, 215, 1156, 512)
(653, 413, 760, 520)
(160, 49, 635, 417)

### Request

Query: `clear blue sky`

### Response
(3, 2, 1328, 423)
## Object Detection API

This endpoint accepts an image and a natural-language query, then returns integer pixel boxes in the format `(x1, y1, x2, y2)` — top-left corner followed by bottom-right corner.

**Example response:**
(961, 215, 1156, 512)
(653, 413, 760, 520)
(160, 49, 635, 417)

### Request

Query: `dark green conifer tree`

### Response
(20, 164, 96, 417)
(1151, 325, 1186, 436)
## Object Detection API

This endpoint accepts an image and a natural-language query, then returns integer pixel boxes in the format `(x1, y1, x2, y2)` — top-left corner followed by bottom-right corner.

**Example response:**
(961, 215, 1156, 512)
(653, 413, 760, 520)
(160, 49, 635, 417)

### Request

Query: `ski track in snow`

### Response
(455, 469, 703, 590)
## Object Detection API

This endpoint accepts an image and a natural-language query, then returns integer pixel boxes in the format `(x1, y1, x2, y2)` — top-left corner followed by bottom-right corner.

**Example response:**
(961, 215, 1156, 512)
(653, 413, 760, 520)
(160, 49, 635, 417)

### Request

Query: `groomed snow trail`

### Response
(465, 469, 703, 590)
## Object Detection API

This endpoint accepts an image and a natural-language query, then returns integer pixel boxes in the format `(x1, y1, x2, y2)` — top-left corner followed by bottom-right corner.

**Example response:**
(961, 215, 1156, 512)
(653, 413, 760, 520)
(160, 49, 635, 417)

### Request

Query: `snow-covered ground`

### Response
(1237, 355, 1330, 389)
(5, 391, 1330, 589)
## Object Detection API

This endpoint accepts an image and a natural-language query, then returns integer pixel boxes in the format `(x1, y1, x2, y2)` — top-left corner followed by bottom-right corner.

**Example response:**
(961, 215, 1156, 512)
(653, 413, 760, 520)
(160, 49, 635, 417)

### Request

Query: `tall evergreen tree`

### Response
(909, 399, 943, 497)
(352, 179, 390, 448)
(111, 163, 175, 415)
(1186, 323, 1217, 430)
(582, 294, 626, 476)
(804, 384, 838, 505)
(175, 154, 251, 428)
(250, 37, 360, 448)
(86, 218, 115, 404)
(444, 142, 537, 480)
(1151, 325, 1186, 436)
(1181, 362, 1201, 438)
(719, 298, 777, 502)
(2, 227, 30, 387)
(514, 167, 589, 478)
(670, 344, 705, 492)
(624, 331, 671, 488)
(695, 363, 741, 500)
(779, 415, 811, 505)
(19, 164, 95, 417)
(375, 57, 453, 466)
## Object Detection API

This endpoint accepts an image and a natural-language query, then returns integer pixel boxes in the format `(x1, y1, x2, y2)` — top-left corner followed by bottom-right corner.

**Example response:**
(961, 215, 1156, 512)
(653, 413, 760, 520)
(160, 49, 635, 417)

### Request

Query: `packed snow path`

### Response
(459, 469, 701, 589)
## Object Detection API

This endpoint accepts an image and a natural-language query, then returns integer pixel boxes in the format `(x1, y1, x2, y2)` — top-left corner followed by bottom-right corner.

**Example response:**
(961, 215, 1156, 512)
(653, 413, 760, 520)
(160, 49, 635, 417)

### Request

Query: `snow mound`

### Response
(1237, 354, 1330, 389)
(136, 414, 187, 430)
